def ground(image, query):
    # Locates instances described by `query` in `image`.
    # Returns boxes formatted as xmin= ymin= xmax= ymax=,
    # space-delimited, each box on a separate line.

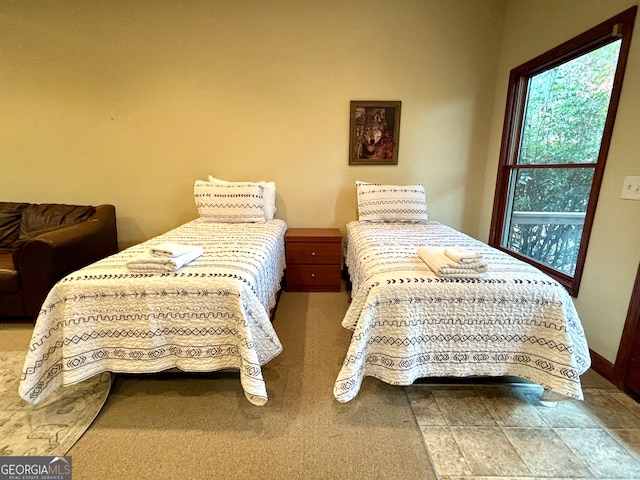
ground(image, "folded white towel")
xmin=444 ymin=246 xmax=484 ymax=264
xmin=126 ymin=246 xmax=204 ymax=272
xmin=150 ymin=242 xmax=195 ymax=258
xmin=417 ymin=246 xmax=487 ymax=278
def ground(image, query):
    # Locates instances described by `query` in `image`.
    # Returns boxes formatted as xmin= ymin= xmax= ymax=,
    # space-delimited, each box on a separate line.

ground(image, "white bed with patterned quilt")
xmin=333 ymin=182 xmax=591 ymax=403
xmin=20 ymin=179 xmax=287 ymax=406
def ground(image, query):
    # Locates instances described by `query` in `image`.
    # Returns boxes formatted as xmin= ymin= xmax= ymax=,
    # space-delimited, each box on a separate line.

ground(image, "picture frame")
xmin=349 ymin=100 xmax=401 ymax=165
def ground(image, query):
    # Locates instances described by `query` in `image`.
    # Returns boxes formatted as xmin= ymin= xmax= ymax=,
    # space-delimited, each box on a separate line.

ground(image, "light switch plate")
xmin=621 ymin=176 xmax=640 ymax=200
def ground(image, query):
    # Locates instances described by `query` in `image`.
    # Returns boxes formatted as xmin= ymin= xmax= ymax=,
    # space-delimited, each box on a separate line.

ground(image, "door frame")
xmin=613 ymin=262 xmax=640 ymax=389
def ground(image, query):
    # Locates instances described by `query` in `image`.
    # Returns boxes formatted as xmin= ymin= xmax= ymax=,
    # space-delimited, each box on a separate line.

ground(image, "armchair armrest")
xmin=17 ymin=205 xmax=118 ymax=317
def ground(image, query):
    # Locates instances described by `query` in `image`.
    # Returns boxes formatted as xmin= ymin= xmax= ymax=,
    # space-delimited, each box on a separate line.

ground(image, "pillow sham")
xmin=208 ymin=175 xmax=276 ymax=221
xmin=194 ymin=180 xmax=266 ymax=223
xmin=356 ymin=182 xmax=428 ymax=223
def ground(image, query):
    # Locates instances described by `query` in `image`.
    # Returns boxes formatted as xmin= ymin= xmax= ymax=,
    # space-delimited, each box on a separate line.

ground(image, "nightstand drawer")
xmin=285 ymin=243 xmax=341 ymax=265
xmin=284 ymin=228 xmax=342 ymax=292
xmin=285 ymin=265 xmax=341 ymax=291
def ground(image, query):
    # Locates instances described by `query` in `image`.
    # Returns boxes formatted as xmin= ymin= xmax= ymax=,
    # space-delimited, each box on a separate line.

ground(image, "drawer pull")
xmin=311 ymin=273 xmax=315 ymax=277
xmin=311 ymin=251 xmax=316 ymax=256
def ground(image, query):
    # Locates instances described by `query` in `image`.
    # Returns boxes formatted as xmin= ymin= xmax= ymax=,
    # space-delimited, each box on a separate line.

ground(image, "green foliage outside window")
xmin=505 ymin=41 xmax=621 ymax=275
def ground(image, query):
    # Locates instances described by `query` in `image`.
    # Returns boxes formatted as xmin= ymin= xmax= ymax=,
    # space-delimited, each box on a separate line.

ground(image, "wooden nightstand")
xmin=285 ymin=228 xmax=342 ymax=292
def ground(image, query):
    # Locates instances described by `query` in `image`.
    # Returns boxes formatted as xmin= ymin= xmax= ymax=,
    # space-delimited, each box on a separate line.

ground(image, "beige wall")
xmin=3 ymin=1 xmax=638 ymax=364
xmin=0 ymin=0 xmax=504 ymax=247
xmin=480 ymin=0 xmax=640 ymax=363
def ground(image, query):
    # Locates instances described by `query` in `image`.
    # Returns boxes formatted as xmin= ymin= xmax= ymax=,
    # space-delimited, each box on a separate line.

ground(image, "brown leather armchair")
xmin=0 ymin=203 xmax=118 ymax=320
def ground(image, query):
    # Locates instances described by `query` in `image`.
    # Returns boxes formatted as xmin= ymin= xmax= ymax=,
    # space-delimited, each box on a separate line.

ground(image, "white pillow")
xmin=356 ymin=182 xmax=428 ymax=223
xmin=208 ymin=175 xmax=276 ymax=221
xmin=194 ymin=180 xmax=266 ymax=223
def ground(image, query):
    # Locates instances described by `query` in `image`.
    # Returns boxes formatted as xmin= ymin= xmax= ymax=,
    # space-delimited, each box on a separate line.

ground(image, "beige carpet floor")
xmin=5 ymin=286 xmax=638 ymax=479
xmin=0 ymin=351 xmax=111 ymax=457
xmin=0 ymin=289 xmax=437 ymax=479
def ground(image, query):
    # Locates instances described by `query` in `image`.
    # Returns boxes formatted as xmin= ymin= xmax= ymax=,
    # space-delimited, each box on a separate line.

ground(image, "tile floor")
xmin=406 ymin=371 xmax=640 ymax=479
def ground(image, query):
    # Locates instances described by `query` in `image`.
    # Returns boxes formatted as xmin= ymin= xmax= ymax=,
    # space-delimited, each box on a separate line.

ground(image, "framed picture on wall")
xmin=349 ymin=100 xmax=401 ymax=165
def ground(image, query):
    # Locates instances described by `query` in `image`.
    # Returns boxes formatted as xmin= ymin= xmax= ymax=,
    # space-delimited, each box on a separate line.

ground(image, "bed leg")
xmin=539 ymin=388 xmax=565 ymax=407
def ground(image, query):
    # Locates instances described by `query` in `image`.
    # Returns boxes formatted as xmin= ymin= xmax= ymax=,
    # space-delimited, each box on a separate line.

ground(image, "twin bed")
xmin=333 ymin=220 xmax=591 ymax=403
xmin=20 ymin=181 xmax=591 ymax=407
xmin=20 ymin=179 xmax=286 ymax=406
xmin=333 ymin=183 xmax=590 ymax=403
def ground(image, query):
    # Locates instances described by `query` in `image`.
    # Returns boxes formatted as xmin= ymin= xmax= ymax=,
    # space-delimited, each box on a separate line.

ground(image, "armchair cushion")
xmin=0 ymin=249 xmax=19 ymax=293
xmin=19 ymin=204 xmax=95 ymax=236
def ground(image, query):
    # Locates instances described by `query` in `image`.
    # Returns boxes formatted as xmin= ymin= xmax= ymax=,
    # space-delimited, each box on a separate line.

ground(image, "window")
xmin=489 ymin=7 xmax=636 ymax=297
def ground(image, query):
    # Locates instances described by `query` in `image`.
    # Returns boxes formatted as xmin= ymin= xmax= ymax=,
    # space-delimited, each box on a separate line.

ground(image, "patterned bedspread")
xmin=334 ymin=221 xmax=591 ymax=403
xmin=20 ymin=219 xmax=287 ymax=406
